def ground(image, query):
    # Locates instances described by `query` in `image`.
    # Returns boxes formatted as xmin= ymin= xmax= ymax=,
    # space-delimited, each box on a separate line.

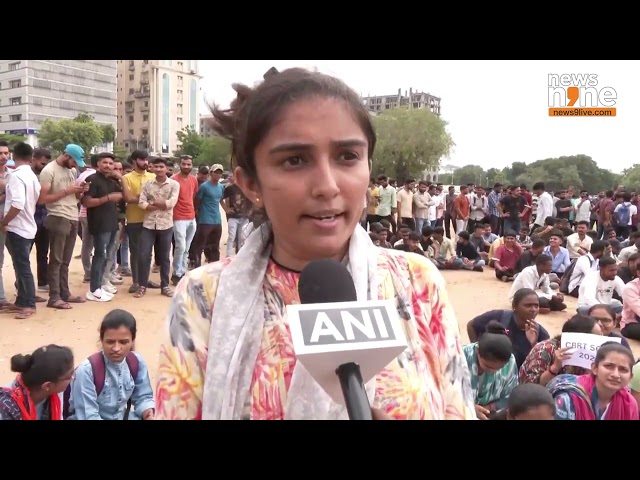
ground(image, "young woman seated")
xmin=506 ymin=383 xmax=555 ymax=420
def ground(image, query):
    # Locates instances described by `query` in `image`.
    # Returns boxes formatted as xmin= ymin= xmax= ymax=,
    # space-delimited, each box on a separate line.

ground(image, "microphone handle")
xmin=335 ymin=362 xmax=373 ymax=420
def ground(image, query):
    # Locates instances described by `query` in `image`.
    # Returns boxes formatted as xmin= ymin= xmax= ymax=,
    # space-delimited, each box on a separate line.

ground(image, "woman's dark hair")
xmin=562 ymin=314 xmax=598 ymax=334
xmin=478 ymin=320 xmax=513 ymax=363
xmin=10 ymin=345 xmax=74 ymax=389
xmin=507 ymin=383 xmax=555 ymax=417
xmin=511 ymin=288 xmax=538 ymax=309
xmin=595 ymin=342 xmax=635 ymax=368
xmin=587 ymin=304 xmax=616 ymax=320
xmin=100 ymin=309 xmax=137 ymax=341
xmin=208 ymin=67 xmax=376 ymax=181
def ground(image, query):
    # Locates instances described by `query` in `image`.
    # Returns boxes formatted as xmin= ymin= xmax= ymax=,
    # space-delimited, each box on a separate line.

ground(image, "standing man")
xmin=30 ymin=148 xmax=51 ymax=293
xmin=0 ymin=140 xmax=10 ymax=308
xmin=170 ymin=155 xmax=198 ymax=285
xmin=122 ymin=150 xmax=156 ymax=294
xmin=192 ymin=164 xmax=225 ymax=266
xmin=38 ymin=144 xmax=87 ymax=310
xmin=221 ymin=173 xmax=251 ymax=257
xmin=1 ymin=142 xmax=41 ymax=319
xmin=76 ymin=155 xmax=97 ymax=283
xmin=397 ymin=178 xmax=416 ymax=231
xmin=83 ymin=153 xmax=121 ymax=302
xmin=136 ymin=158 xmax=179 ymax=298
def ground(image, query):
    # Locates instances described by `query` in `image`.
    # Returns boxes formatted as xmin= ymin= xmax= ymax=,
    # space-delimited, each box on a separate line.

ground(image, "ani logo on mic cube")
xmin=287 ymin=300 xmax=408 ymax=404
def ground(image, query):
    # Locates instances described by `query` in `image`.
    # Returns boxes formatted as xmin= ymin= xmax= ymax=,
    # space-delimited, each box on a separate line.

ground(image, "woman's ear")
xmin=234 ymin=166 xmax=260 ymax=206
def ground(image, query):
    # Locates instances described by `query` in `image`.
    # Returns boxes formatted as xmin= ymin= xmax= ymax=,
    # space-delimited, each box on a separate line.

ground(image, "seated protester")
xmin=607 ymin=239 xmax=622 ymax=265
xmin=394 ymin=232 xmax=425 ymax=256
xmin=419 ymin=224 xmax=434 ymax=252
xmin=621 ymin=262 xmax=640 ymax=341
xmin=464 ymin=321 xmax=518 ymax=420
xmin=602 ymin=227 xmax=618 ymax=243
xmin=67 ymin=309 xmax=155 ymax=420
xmin=470 ymin=224 xmax=489 ymax=262
xmin=466 ymin=288 xmax=550 ymax=369
xmin=542 ymin=231 xmax=571 ymax=279
xmin=617 ymin=231 xmax=640 ymax=266
xmin=430 ymin=226 xmax=462 ymax=270
xmin=515 ymin=238 xmax=546 ymax=274
xmin=617 ymin=252 xmax=639 ymax=284
xmin=481 ymin=223 xmax=498 ymax=251
xmin=493 ymin=230 xmax=522 ymax=282
xmin=516 ymin=226 xmax=532 ymax=250
xmin=487 ymin=235 xmax=504 ymax=267
xmin=455 ymin=231 xmax=485 ymax=272
xmin=531 ymin=216 xmax=558 ymax=244
xmin=588 ymin=304 xmax=632 ymax=350
xmin=377 ymin=228 xmax=393 ymax=249
xmin=510 ymin=255 xmax=567 ymax=313
xmin=392 ymin=226 xmax=412 ymax=248
xmin=628 ymin=362 xmax=640 ymax=412
xmin=576 ymin=257 xmax=625 ymax=316
xmin=557 ymin=218 xmax=575 ymax=242
xmin=369 ymin=232 xmax=382 ymax=247
xmin=564 ymin=239 xmax=606 ymax=298
xmin=519 ymin=315 xmax=602 ymax=386
xmin=0 ymin=345 xmax=74 ymax=420
xmin=548 ymin=343 xmax=638 ymax=420
xmin=566 ymin=220 xmax=593 ymax=259
xmin=368 ymin=221 xmax=384 ymax=235
xmin=506 ymin=383 xmax=556 ymax=420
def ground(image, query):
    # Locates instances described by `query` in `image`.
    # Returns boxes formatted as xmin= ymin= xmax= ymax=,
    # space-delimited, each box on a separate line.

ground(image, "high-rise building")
xmin=0 ymin=60 xmax=117 ymax=146
xmin=116 ymin=60 xmax=202 ymax=156
xmin=362 ymin=88 xmax=441 ymax=116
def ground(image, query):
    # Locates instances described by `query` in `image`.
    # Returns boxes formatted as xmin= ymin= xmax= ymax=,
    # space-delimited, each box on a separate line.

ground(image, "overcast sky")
xmin=198 ymin=60 xmax=638 ymax=173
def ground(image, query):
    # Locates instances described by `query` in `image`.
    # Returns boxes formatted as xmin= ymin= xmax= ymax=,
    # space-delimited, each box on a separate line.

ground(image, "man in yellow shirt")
xmin=122 ymin=150 xmax=156 ymax=294
xmin=365 ymin=177 xmax=379 ymax=230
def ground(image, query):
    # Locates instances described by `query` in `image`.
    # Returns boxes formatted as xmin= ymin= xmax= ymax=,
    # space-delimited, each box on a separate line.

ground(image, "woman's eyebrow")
xmin=268 ymin=139 xmax=367 ymax=154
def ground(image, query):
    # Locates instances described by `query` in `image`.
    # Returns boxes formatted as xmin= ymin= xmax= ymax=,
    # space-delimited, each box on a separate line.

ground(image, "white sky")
xmin=198 ymin=60 xmax=639 ymax=173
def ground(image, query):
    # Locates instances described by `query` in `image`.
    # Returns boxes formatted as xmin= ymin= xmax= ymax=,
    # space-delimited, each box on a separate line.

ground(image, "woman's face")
xmin=46 ymin=367 xmax=74 ymax=395
xmin=589 ymin=307 xmax=612 ymax=335
xmin=515 ymin=293 xmax=539 ymax=320
xmin=592 ymin=352 xmax=632 ymax=393
xmin=478 ymin=355 xmax=507 ymax=374
xmin=101 ymin=326 xmax=134 ymax=363
xmin=244 ymin=97 xmax=370 ymax=269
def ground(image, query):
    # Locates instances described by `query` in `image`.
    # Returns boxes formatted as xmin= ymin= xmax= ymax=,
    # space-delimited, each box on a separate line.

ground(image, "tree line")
xmin=0 ymin=109 xmax=635 ymax=194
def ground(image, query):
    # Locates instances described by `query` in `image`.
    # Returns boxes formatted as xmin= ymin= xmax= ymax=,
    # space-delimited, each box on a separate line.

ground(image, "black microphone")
xmin=298 ymin=259 xmax=372 ymax=420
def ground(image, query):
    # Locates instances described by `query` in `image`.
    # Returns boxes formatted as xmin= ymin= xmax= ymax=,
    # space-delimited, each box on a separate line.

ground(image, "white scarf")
xmin=201 ymin=222 xmax=379 ymax=420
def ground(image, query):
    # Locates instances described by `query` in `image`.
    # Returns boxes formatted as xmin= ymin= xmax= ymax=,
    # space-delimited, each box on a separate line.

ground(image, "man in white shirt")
xmin=614 ymin=193 xmax=637 ymax=240
xmin=566 ymin=240 xmax=606 ymax=297
xmin=532 ymin=182 xmax=553 ymax=234
xmin=617 ymin=231 xmax=640 ymax=266
xmin=509 ymin=254 xmax=567 ymax=312
xmin=0 ymin=142 xmax=41 ymax=319
xmin=577 ymin=256 xmax=625 ymax=315
xmin=574 ymin=190 xmax=592 ymax=223
xmin=468 ymin=185 xmax=488 ymax=233
xmin=566 ymin=221 xmax=594 ymax=259
xmin=413 ymin=181 xmax=435 ymax=234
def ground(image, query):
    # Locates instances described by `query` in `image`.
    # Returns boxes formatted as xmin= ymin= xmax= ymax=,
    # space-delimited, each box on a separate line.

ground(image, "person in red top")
xmin=170 ymin=156 xmax=199 ymax=285
xmin=519 ymin=183 xmax=533 ymax=225
xmin=493 ymin=229 xmax=522 ymax=282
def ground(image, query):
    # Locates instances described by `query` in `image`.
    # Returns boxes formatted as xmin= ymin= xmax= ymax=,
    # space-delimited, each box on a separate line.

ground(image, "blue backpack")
xmin=615 ymin=203 xmax=631 ymax=226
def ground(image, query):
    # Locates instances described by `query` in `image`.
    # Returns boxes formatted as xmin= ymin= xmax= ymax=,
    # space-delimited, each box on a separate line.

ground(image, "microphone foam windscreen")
xmin=298 ymin=259 xmax=357 ymax=305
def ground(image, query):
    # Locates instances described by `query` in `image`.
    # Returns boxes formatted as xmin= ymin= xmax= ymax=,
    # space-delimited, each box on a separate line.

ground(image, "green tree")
xmin=198 ymin=136 xmax=231 ymax=168
xmin=0 ymin=133 xmax=26 ymax=146
xmin=372 ymin=108 xmax=454 ymax=182
xmin=37 ymin=117 xmax=104 ymax=156
xmin=101 ymin=124 xmax=116 ymax=144
xmin=174 ymin=126 xmax=203 ymax=158
xmin=452 ymin=164 xmax=485 ymax=185
xmin=113 ymin=144 xmax=129 ymax=160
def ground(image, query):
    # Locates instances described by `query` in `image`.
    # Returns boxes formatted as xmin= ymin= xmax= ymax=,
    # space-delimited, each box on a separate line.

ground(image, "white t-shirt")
xmin=577 ymin=270 xmax=626 ymax=308
xmin=614 ymin=202 xmax=637 ymax=226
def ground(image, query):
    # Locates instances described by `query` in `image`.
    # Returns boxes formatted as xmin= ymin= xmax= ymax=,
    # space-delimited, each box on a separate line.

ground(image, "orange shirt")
xmin=453 ymin=194 xmax=470 ymax=219
xmin=171 ymin=173 xmax=198 ymax=221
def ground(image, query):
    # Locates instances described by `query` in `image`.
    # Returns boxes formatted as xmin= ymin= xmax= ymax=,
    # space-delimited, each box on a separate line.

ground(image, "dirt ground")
xmin=1 ymin=217 xmax=638 ymax=386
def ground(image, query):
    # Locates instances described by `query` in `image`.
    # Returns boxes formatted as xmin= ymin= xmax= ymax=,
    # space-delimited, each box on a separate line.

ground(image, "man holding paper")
xmin=577 ymin=257 xmax=625 ymax=316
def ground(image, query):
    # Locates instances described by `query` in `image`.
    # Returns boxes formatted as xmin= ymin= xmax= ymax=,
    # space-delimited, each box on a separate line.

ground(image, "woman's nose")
xmin=310 ymin=161 xmax=340 ymax=199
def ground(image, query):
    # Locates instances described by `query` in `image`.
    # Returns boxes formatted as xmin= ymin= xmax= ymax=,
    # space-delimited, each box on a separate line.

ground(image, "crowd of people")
xmin=1 ymin=66 xmax=639 ymax=420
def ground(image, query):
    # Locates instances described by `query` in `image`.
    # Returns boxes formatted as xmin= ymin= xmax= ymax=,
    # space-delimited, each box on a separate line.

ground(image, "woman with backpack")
xmin=0 ymin=345 xmax=74 ymax=420
xmin=66 ymin=309 xmax=155 ymax=420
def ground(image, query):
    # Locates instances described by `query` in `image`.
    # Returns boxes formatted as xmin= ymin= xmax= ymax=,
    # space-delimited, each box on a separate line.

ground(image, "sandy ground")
xmin=1 ymin=217 xmax=638 ymax=386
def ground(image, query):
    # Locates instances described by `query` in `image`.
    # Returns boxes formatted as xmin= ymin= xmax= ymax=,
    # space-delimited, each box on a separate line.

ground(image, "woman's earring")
xmin=256 ymin=197 xmax=260 ymax=203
